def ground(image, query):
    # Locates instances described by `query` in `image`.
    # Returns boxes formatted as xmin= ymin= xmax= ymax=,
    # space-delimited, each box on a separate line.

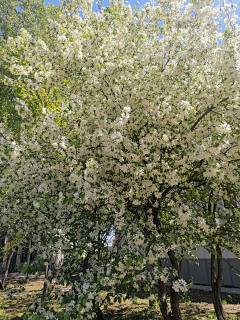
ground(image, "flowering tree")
xmin=1 ymin=0 xmax=240 ymax=319
xmin=0 ymin=0 xmax=63 ymax=292
xmin=0 ymin=0 xmax=62 ymax=136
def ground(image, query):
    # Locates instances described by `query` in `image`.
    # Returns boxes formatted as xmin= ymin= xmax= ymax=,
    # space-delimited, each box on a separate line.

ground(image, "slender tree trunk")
xmin=168 ymin=249 xmax=182 ymax=320
xmin=157 ymin=279 xmax=173 ymax=320
xmin=0 ymin=251 xmax=13 ymax=290
xmin=43 ymin=264 xmax=48 ymax=300
xmin=211 ymin=245 xmax=226 ymax=320
xmin=169 ymin=286 xmax=182 ymax=320
xmin=96 ymin=307 xmax=105 ymax=320
xmin=92 ymin=296 xmax=105 ymax=320
xmin=27 ymin=236 xmax=32 ymax=266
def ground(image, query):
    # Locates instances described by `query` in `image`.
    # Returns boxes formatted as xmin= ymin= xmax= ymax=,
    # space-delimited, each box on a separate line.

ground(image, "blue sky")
xmin=45 ymin=0 xmax=240 ymax=14
xmin=45 ymin=0 xmax=240 ymax=31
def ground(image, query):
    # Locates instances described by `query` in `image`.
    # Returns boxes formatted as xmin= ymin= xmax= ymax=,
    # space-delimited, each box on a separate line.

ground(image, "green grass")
xmin=0 ymin=295 xmax=34 ymax=320
xmin=0 ymin=288 xmax=239 ymax=320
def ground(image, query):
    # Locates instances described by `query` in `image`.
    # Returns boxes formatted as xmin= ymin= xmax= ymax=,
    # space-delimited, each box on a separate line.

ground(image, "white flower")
xmin=172 ymin=279 xmax=188 ymax=292
xmin=162 ymin=134 xmax=169 ymax=142
xmin=11 ymin=150 xmax=20 ymax=159
xmin=217 ymin=122 xmax=231 ymax=134
xmin=33 ymin=201 xmax=40 ymax=209
xmin=148 ymin=294 xmax=156 ymax=301
xmin=60 ymin=141 xmax=67 ymax=149
xmin=121 ymin=164 xmax=128 ymax=173
xmin=38 ymin=182 xmax=47 ymax=193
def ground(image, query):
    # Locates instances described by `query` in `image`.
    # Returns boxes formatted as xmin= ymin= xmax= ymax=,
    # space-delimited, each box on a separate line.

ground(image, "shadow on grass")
xmin=0 ymin=295 xmax=35 ymax=320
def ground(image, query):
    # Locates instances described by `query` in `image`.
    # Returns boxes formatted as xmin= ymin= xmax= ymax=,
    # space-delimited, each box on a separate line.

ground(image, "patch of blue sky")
xmin=45 ymin=0 xmax=240 ymax=36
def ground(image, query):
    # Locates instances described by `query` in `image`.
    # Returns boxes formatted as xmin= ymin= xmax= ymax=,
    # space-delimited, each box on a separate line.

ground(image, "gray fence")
xmin=162 ymin=247 xmax=240 ymax=288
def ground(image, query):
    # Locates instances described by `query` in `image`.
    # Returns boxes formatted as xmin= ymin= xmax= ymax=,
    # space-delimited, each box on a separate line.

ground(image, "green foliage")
xmin=0 ymin=0 xmax=62 ymax=42
xmin=0 ymin=0 xmax=62 ymax=139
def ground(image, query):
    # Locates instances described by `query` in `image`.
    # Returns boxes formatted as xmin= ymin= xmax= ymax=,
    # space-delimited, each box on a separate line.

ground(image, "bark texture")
xmin=157 ymin=279 xmax=173 ymax=320
xmin=169 ymin=286 xmax=182 ymax=320
xmin=0 ymin=251 xmax=13 ymax=290
xmin=168 ymin=249 xmax=182 ymax=320
xmin=42 ymin=264 xmax=48 ymax=300
xmin=96 ymin=307 xmax=105 ymax=320
xmin=211 ymin=245 xmax=226 ymax=320
xmin=27 ymin=236 xmax=32 ymax=266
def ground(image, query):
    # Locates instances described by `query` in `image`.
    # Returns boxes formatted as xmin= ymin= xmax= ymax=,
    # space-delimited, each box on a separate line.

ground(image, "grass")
xmin=0 ymin=295 xmax=34 ymax=320
xmin=0 ymin=282 xmax=240 ymax=319
xmin=104 ymin=297 xmax=240 ymax=320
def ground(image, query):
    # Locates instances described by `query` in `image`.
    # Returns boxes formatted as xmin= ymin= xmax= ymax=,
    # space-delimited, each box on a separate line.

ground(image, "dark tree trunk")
xmin=92 ymin=296 xmax=105 ymax=320
xmin=42 ymin=264 xmax=48 ymax=300
xmin=211 ymin=245 xmax=226 ymax=320
xmin=27 ymin=236 xmax=32 ymax=266
xmin=96 ymin=307 xmax=105 ymax=320
xmin=170 ymin=286 xmax=182 ymax=320
xmin=0 ymin=251 xmax=13 ymax=290
xmin=168 ymin=249 xmax=182 ymax=320
xmin=157 ymin=279 xmax=173 ymax=320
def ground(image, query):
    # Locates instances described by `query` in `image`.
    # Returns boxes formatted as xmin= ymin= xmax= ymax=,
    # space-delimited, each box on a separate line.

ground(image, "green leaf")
xmin=21 ymin=265 xmax=28 ymax=274
xmin=144 ymin=285 xmax=148 ymax=292
xmin=79 ymin=193 xmax=84 ymax=200
xmin=82 ymin=298 xmax=87 ymax=306
xmin=118 ymin=297 xmax=121 ymax=304
xmin=126 ymin=258 xmax=132 ymax=267
xmin=23 ymin=314 xmax=28 ymax=320
xmin=57 ymin=311 xmax=64 ymax=319
xmin=64 ymin=315 xmax=70 ymax=320
xmin=139 ymin=256 xmax=144 ymax=264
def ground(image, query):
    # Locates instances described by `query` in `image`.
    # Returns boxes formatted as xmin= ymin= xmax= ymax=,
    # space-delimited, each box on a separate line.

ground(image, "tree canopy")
xmin=0 ymin=0 xmax=240 ymax=319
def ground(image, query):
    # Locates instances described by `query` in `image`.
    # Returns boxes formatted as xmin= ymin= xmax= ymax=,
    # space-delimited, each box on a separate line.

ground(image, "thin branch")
xmin=190 ymin=98 xmax=229 ymax=131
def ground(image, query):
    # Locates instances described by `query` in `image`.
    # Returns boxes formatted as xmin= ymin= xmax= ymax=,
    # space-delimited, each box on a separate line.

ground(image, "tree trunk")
xmin=157 ymin=279 xmax=173 ymax=320
xmin=0 ymin=251 xmax=13 ymax=290
xmin=169 ymin=286 xmax=182 ymax=320
xmin=168 ymin=249 xmax=182 ymax=320
xmin=42 ymin=264 xmax=48 ymax=300
xmin=27 ymin=236 xmax=32 ymax=266
xmin=211 ymin=245 xmax=226 ymax=320
xmin=96 ymin=307 xmax=105 ymax=320
xmin=92 ymin=296 xmax=105 ymax=320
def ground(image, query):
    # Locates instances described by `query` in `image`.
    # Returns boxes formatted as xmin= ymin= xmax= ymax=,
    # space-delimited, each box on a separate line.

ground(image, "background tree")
xmin=0 ymin=0 xmax=62 ymax=137
xmin=0 ymin=0 xmax=63 ymax=291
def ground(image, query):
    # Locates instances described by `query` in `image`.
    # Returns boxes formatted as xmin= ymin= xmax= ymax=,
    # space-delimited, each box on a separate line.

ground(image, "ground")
xmin=0 ymin=280 xmax=239 ymax=319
